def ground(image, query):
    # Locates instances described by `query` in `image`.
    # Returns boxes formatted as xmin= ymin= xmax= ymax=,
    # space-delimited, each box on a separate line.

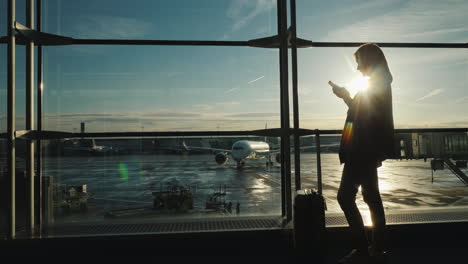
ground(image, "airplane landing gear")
xmin=266 ymin=156 xmax=274 ymax=167
xmin=236 ymin=161 xmax=245 ymax=169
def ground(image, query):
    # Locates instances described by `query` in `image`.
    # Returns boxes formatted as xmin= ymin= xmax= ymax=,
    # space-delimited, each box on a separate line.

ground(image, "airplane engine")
xmin=215 ymin=153 xmax=228 ymax=165
xmin=275 ymin=153 xmax=281 ymax=163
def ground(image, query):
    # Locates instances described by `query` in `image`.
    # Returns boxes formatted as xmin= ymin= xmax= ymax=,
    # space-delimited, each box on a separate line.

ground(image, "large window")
xmin=1 ymin=0 xmax=467 ymax=238
xmin=43 ymin=46 xmax=280 ymax=132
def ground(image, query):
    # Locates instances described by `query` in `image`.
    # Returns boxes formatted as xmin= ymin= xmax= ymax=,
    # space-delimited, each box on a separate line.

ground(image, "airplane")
xmin=182 ymin=139 xmax=340 ymax=169
xmin=183 ymin=140 xmax=279 ymax=169
xmin=63 ymin=138 xmax=114 ymax=155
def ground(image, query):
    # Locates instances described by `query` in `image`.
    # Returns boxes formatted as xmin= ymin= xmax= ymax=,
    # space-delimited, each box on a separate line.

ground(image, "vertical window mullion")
xmin=26 ymin=0 xmax=36 ymax=235
xmin=7 ymin=0 xmax=16 ymax=240
xmin=35 ymin=0 xmax=43 ymax=233
xmin=277 ymin=0 xmax=292 ymax=221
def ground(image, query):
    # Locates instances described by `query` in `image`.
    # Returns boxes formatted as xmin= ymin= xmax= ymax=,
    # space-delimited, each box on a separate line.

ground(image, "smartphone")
xmin=328 ymin=81 xmax=339 ymax=89
xmin=328 ymin=81 xmax=341 ymax=93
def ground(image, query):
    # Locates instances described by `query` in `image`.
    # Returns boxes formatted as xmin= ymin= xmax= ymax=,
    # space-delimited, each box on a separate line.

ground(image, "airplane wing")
xmin=182 ymin=141 xmax=232 ymax=154
xmin=254 ymin=149 xmax=280 ymax=156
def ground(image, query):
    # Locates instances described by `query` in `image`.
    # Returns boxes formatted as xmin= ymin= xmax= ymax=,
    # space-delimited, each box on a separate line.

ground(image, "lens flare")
xmin=119 ymin=163 xmax=129 ymax=181
xmin=347 ymin=76 xmax=369 ymax=96
xmin=343 ymin=121 xmax=353 ymax=145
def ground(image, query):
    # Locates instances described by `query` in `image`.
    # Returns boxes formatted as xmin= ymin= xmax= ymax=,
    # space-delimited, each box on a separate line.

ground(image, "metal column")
xmin=26 ymin=0 xmax=36 ymax=234
xmin=35 ymin=0 xmax=43 ymax=232
xmin=7 ymin=0 xmax=16 ymax=239
xmin=290 ymin=0 xmax=301 ymax=191
xmin=277 ymin=0 xmax=292 ymax=221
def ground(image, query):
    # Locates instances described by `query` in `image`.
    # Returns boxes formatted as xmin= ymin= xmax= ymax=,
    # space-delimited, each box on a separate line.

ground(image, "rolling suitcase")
xmin=293 ymin=188 xmax=326 ymax=252
xmin=293 ymin=132 xmax=327 ymax=258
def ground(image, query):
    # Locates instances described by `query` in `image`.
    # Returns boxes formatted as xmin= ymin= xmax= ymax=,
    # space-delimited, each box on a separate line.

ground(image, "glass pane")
xmin=298 ymin=133 xmax=468 ymax=227
xmin=0 ymin=45 xmax=5 ymax=134
xmin=43 ymin=46 xmax=280 ymax=132
xmin=297 ymin=47 xmax=468 ymax=226
xmin=0 ymin=51 xmax=30 ymax=131
xmin=297 ymin=0 xmax=468 ymax=43
xmin=41 ymin=136 xmax=282 ymax=235
xmin=0 ymin=0 xmax=6 ymax=36
xmin=0 ymin=0 xmax=28 ymax=32
xmin=0 ymin=142 xmax=32 ymax=235
xmin=42 ymin=0 xmax=277 ymax=41
xmin=0 ymin=0 xmax=7 ymax=237
xmin=0 ymin=9 xmax=31 ymax=133
xmin=297 ymin=48 xmax=468 ymax=130
xmin=0 ymin=139 xmax=6 ymax=235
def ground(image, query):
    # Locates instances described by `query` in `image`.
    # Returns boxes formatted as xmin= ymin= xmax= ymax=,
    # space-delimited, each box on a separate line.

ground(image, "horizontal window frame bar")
xmin=12 ymin=128 xmax=284 ymax=140
xmin=2 ymin=27 xmax=467 ymax=48
xmin=6 ymin=127 xmax=467 ymax=140
xmin=300 ymin=40 xmax=468 ymax=49
xmin=73 ymin=39 xmax=250 ymax=47
xmin=2 ymin=38 xmax=465 ymax=49
xmin=306 ymin=128 xmax=468 ymax=136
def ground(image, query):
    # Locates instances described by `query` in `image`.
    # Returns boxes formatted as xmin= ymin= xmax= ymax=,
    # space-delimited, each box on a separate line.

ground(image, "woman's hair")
xmin=354 ymin=43 xmax=392 ymax=80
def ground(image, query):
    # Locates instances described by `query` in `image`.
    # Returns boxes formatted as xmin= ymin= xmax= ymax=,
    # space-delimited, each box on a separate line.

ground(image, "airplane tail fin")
xmin=182 ymin=140 xmax=190 ymax=151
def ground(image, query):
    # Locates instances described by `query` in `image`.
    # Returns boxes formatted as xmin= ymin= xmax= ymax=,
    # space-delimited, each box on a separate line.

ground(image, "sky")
xmin=0 ymin=0 xmax=467 ymax=132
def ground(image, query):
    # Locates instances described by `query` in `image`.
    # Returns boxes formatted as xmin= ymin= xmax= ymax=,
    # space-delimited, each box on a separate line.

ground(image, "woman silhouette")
xmin=329 ymin=43 xmax=394 ymax=263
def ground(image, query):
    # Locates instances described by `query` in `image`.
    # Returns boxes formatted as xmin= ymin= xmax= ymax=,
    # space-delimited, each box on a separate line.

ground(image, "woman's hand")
xmin=328 ymin=81 xmax=350 ymax=99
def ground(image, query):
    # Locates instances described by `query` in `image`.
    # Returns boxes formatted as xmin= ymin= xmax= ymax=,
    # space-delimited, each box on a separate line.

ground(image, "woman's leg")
xmin=361 ymin=165 xmax=386 ymax=252
xmin=337 ymin=163 xmax=368 ymax=252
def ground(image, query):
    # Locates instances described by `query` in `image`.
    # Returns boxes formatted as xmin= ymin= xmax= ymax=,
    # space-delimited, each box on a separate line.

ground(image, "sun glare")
xmin=347 ymin=76 xmax=369 ymax=96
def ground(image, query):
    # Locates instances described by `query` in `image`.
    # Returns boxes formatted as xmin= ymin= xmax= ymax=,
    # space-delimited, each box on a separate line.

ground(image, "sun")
xmin=347 ymin=76 xmax=369 ymax=96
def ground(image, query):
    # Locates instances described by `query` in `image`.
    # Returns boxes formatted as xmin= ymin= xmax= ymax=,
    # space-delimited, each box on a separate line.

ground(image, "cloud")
xmin=248 ymin=75 xmax=265 ymax=84
xmin=454 ymin=96 xmax=468 ymax=104
xmin=400 ymin=27 xmax=468 ymax=40
xmin=435 ymin=120 xmax=468 ymax=128
xmin=227 ymin=0 xmax=275 ymax=30
xmin=73 ymin=15 xmax=152 ymax=39
xmin=58 ymin=113 xmax=118 ymax=118
xmin=225 ymin=112 xmax=278 ymax=118
xmin=323 ymin=0 xmax=468 ymax=43
xmin=83 ymin=118 xmax=143 ymax=124
xmin=142 ymin=112 xmax=201 ymax=118
xmin=255 ymin=98 xmax=278 ymax=103
xmin=63 ymin=72 xmax=138 ymax=81
xmin=192 ymin=101 xmax=241 ymax=111
xmin=217 ymin=102 xmax=241 ymax=106
xmin=389 ymin=48 xmax=468 ymax=67
xmin=192 ymin=104 xmax=213 ymax=111
xmin=223 ymin=0 xmax=275 ymax=39
xmin=225 ymin=87 xmax=240 ymax=94
xmin=416 ymin=89 xmax=444 ymax=102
